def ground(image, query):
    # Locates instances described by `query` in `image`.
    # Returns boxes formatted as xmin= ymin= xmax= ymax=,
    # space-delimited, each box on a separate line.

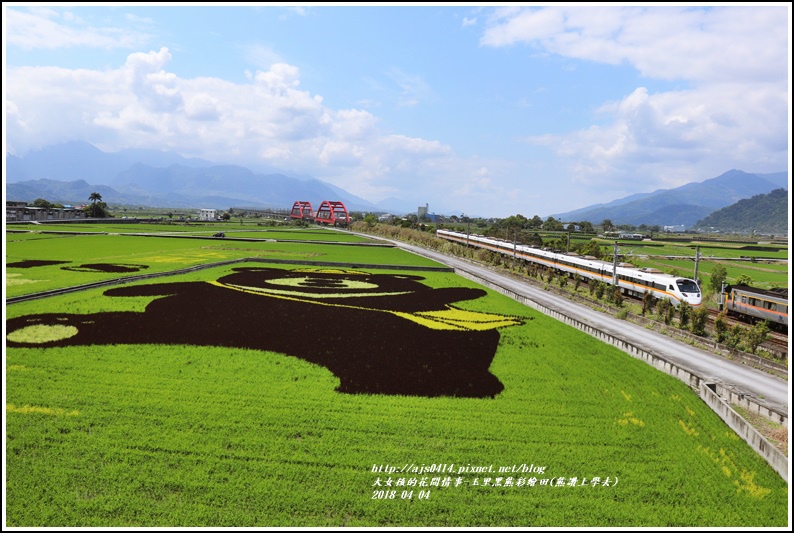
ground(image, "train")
xmin=436 ymin=229 xmax=702 ymax=308
xmin=724 ymin=284 xmax=788 ymax=332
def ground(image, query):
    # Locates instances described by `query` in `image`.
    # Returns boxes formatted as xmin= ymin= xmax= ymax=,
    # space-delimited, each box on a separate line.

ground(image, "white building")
xmin=663 ymin=225 xmax=686 ymax=233
xmin=199 ymin=209 xmax=217 ymax=221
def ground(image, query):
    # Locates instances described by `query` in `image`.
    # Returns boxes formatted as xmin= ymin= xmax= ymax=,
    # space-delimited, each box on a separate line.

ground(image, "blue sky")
xmin=3 ymin=3 xmax=791 ymax=217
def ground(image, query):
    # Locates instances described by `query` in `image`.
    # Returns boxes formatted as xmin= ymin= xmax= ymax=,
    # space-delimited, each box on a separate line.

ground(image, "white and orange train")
xmin=436 ymin=229 xmax=702 ymax=308
xmin=724 ymin=285 xmax=788 ymax=332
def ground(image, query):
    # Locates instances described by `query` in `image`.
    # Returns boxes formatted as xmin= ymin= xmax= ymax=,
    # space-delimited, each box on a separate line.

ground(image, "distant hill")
xmin=551 ymin=169 xmax=788 ymax=228
xmin=5 ymin=141 xmax=215 ymax=185
xmin=692 ymin=188 xmax=789 ymax=235
xmin=6 ymin=178 xmax=232 ymax=209
xmin=5 ymin=141 xmax=379 ymax=212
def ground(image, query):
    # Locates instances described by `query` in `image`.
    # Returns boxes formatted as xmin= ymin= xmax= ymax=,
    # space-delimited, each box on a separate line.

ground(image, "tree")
xmin=678 ymin=301 xmax=692 ymax=330
xmin=714 ymin=311 xmax=729 ymax=343
xmin=745 ymin=321 xmax=770 ymax=354
xmin=88 ymin=192 xmax=103 ymax=218
xmin=601 ymin=219 xmax=614 ymax=232
xmin=518 ymin=230 xmax=543 ymax=247
xmin=32 ymin=198 xmax=54 ymax=208
xmin=690 ymin=307 xmax=709 ymax=336
xmin=528 ymin=215 xmax=543 ymax=229
xmin=589 ymin=278 xmax=600 ymax=297
xmin=725 ymin=324 xmax=744 ymax=350
xmin=657 ymin=299 xmax=674 ymax=325
xmin=736 ymin=274 xmax=753 ymax=286
xmin=709 ymin=265 xmax=728 ymax=293
xmin=543 ymin=217 xmax=563 ymax=231
xmin=503 ymin=214 xmax=528 ymax=230
xmin=593 ymin=279 xmax=606 ymax=299
xmin=665 ymin=301 xmax=676 ymax=325
xmin=576 ymin=239 xmax=603 ymax=259
xmin=611 ymin=286 xmax=624 ymax=307
xmin=641 ymin=291 xmax=655 ymax=315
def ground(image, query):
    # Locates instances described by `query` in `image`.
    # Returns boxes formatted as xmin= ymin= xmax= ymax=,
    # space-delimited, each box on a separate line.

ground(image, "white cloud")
xmin=184 ymin=93 xmax=221 ymax=121
xmin=523 ymin=82 xmax=789 ymax=193
xmin=5 ymin=5 xmax=787 ymax=218
xmin=481 ymin=6 xmax=788 ymax=83
xmin=486 ymin=5 xmax=789 ymax=204
xmin=385 ymin=67 xmax=432 ymax=108
xmin=242 ymin=43 xmax=284 ymax=70
xmin=330 ymin=109 xmax=379 ymax=140
xmin=482 ymin=7 xmax=565 ymax=47
xmin=5 ymin=6 xmax=150 ymax=49
xmin=124 ymin=13 xmax=154 ymax=25
xmin=6 ymin=47 xmax=497 ymax=213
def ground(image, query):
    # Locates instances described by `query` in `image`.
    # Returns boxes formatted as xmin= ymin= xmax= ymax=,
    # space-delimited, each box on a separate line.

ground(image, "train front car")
xmin=672 ymin=277 xmax=702 ymax=307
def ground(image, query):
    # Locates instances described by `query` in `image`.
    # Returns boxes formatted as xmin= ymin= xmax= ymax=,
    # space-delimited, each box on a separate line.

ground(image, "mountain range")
xmin=5 ymin=141 xmax=789 ymax=229
xmin=550 ymin=169 xmax=788 ymax=228
xmin=5 ymin=141 xmax=382 ymax=213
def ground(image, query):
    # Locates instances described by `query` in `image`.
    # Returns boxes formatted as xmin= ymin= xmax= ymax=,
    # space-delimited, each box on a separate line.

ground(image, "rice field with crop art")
xmin=5 ymin=229 xmax=437 ymax=299
xmin=4 ymin=228 xmax=789 ymax=527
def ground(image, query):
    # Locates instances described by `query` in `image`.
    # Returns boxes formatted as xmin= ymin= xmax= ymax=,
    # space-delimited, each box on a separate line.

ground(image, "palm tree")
xmin=88 ymin=192 xmax=102 ymax=217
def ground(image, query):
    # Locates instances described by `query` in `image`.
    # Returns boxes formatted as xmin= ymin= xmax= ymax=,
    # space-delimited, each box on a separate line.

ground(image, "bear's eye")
xmin=265 ymin=277 xmax=379 ymax=290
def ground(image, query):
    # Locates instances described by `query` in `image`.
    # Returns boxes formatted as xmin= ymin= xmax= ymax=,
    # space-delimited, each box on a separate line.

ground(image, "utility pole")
xmin=462 ymin=213 xmax=471 ymax=248
xmin=612 ymin=241 xmax=619 ymax=286
xmin=693 ymin=246 xmax=701 ymax=282
xmin=513 ymin=228 xmax=517 ymax=260
xmin=719 ymin=280 xmax=726 ymax=312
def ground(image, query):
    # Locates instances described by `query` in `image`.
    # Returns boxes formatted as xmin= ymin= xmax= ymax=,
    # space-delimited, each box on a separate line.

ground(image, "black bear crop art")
xmin=6 ymin=267 xmax=526 ymax=398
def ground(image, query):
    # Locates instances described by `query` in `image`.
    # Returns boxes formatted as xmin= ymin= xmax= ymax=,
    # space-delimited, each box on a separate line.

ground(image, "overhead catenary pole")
xmin=719 ymin=280 xmax=726 ymax=312
xmin=464 ymin=214 xmax=470 ymax=247
xmin=612 ymin=241 xmax=619 ymax=286
xmin=513 ymin=229 xmax=517 ymax=260
xmin=694 ymin=246 xmax=701 ymax=281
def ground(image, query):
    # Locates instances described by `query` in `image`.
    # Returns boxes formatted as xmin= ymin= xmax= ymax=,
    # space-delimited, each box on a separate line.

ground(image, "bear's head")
xmin=213 ymin=267 xmax=432 ymax=302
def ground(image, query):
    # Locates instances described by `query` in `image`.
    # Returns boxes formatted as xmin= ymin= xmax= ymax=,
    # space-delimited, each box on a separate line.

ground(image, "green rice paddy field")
xmin=4 ymin=225 xmax=789 ymax=527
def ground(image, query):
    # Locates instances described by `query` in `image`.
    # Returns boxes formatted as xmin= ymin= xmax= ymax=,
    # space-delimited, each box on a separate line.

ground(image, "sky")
xmin=3 ymin=3 xmax=791 ymax=218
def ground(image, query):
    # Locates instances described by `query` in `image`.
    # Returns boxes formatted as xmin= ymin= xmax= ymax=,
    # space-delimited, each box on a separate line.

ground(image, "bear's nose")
xmin=298 ymin=278 xmax=346 ymax=288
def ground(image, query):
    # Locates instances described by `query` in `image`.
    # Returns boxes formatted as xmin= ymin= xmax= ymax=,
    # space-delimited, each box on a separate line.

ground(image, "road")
xmin=356 ymin=232 xmax=790 ymax=415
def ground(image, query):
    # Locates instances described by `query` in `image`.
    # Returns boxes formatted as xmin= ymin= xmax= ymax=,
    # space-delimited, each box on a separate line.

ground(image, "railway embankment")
xmin=453 ymin=266 xmax=788 ymax=482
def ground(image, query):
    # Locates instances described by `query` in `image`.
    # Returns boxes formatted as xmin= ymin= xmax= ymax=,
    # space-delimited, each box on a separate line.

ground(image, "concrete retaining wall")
xmin=700 ymin=383 xmax=788 ymax=481
xmin=712 ymin=384 xmax=788 ymax=426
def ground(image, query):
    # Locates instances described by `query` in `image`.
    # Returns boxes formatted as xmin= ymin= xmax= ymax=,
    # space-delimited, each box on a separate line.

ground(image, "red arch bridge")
xmin=289 ymin=200 xmax=350 ymax=226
